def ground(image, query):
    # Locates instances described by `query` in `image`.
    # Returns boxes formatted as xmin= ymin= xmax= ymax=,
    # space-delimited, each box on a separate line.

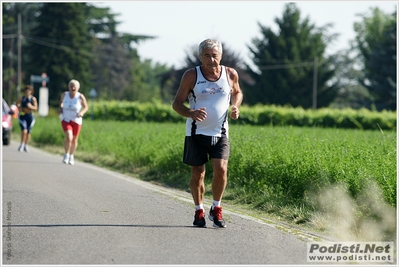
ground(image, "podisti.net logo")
xmin=307 ymin=242 xmax=394 ymax=263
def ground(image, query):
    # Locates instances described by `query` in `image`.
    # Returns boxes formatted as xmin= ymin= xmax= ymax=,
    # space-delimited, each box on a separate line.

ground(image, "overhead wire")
xmin=3 ymin=33 xmax=130 ymax=60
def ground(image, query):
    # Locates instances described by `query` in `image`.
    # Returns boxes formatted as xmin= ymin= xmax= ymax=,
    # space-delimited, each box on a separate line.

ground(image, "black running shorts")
xmin=183 ymin=134 xmax=230 ymax=166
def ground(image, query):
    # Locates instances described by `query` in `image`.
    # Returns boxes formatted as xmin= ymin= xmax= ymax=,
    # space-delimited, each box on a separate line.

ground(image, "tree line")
xmin=2 ymin=2 xmax=396 ymax=111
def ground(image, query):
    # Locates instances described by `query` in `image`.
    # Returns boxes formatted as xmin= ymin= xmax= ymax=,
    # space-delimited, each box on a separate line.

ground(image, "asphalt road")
xmin=2 ymin=141 xmax=313 ymax=265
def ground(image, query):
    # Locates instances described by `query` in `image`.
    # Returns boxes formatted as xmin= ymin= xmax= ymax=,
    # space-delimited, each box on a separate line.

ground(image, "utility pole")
xmin=312 ymin=57 xmax=318 ymax=110
xmin=8 ymin=38 xmax=14 ymax=104
xmin=17 ymin=13 xmax=22 ymax=99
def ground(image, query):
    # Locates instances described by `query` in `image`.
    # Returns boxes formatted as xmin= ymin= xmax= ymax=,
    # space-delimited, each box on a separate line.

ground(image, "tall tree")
xmin=84 ymin=3 xmax=156 ymax=100
xmin=123 ymin=58 xmax=169 ymax=102
xmin=24 ymin=3 xmax=93 ymax=105
xmin=354 ymin=7 xmax=396 ymax=111
xmin=245 ymin=3 xmax=339 ymax=108
xmin=2 ymin=2 xmax=41 ymax=103
xmin=90 ymin=37 xmax=134 ymax=100
xmin=5 ymin=2 xmax=160 ymax=104
xmin=328 ymin=50 xmax=372 ymax=109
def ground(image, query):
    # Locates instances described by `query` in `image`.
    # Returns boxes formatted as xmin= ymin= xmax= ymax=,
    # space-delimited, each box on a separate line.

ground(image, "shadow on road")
xmin=3 ymin=224 xmax=194 ymax=228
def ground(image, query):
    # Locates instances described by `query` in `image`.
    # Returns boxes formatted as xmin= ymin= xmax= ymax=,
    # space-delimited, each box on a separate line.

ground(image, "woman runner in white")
xmin=59 ymin=79 xmax=88 ymax=165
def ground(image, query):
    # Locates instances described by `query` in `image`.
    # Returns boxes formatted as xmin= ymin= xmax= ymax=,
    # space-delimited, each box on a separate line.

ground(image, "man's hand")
xmin=191 ymin=107 xmax=207 ymax=122
xmin=230 ymin=105 xmax=240 ymax=120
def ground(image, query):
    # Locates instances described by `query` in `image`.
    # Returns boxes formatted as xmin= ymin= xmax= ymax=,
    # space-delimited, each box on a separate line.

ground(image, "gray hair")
xmin=198 ymin=39 xmax=223 ymax=56
xmin=68 ymin=79 xmax=80 ymax=89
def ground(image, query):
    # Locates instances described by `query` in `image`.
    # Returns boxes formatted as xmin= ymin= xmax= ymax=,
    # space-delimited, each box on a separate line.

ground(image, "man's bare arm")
xmin=172 ymin=69 xmax=207 ymax=122
xmin=227 ymin=67 xmax=243 ymax=119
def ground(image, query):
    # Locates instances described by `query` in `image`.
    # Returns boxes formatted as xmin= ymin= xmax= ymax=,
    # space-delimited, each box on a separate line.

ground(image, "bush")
xmin=88 ymin=101 xmax=396 ymax=130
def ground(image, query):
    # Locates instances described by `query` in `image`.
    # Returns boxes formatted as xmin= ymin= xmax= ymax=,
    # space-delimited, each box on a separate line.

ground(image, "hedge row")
xmin=238 ymin=104 xmax=396 ymax=130
xmin=90 ymin=100 xmax=396 ymax=130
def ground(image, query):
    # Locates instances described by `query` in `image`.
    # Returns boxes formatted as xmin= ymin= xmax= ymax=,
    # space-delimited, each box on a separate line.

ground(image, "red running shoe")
xmin=209 ymin=206 xmax=226 ymax=228
xmin=193 ymin=209 xmax=206 ymax=227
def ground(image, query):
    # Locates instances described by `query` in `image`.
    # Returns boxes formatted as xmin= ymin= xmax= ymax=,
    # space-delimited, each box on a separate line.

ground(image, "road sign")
xmin=30 ymin=75 xmax=49 ymax=83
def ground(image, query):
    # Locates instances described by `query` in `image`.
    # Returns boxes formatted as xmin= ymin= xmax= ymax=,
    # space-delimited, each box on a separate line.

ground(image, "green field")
xmin=12 ymin=117 xmax=396 ymax=241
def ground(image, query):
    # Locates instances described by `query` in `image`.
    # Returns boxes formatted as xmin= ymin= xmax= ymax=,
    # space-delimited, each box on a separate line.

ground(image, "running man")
xmin=172 ymin=39 xmax=243 ymax=228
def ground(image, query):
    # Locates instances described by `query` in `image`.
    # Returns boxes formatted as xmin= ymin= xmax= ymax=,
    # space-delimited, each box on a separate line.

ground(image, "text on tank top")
xmin=186 ymin=65 xmax=231 ymax=137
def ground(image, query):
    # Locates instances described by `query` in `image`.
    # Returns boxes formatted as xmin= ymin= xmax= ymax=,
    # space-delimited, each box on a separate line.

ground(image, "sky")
xmin=94 ymin=1 xmax=397 ymax=69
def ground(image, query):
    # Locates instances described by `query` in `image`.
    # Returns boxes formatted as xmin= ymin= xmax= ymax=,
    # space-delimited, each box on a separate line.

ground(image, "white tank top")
xmin=186 ymin=65 xmax=231 ymax=137
xmin=62 ymin=92 xmax=83 ymax=125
